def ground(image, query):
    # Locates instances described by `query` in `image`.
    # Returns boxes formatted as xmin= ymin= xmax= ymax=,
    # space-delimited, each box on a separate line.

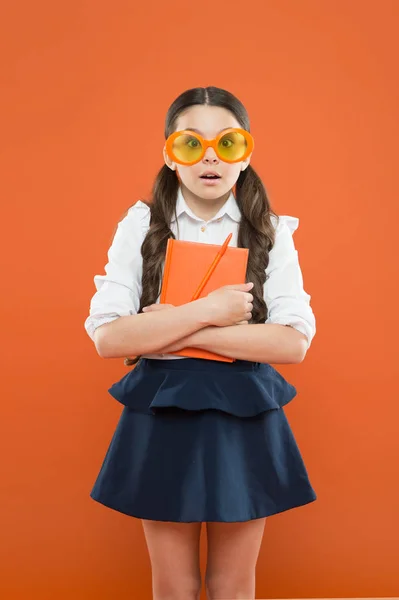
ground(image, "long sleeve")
xmin=84 ymin=201 xmax=150 ymax=341
xmin=264 ymin=215 xmax=316 ymax=348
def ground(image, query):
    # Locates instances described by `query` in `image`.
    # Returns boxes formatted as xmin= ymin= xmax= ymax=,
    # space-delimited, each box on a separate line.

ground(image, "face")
xmin=164 ymin=105 xmax=251 ymax=202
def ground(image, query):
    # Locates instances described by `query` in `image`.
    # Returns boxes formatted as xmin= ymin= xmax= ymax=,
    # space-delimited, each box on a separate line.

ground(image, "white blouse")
xmin=84 ymin=187 xmax=316 ymax=358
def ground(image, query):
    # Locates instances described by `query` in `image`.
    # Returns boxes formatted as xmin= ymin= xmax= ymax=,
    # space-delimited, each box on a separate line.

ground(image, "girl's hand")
xmin=142 ymin=294 xmax=252 ymax=327
xmin=202 ymin=283 xmax=254 ymax=327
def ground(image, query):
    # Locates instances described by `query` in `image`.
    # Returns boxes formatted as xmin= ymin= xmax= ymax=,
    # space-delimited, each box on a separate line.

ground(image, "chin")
xmin=194 ymin=182 xmax=232 ymax=199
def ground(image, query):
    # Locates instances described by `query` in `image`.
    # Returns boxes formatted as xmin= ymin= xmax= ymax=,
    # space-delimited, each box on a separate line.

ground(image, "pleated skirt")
xmin=90 ymin=357 xmax=316 ymax=522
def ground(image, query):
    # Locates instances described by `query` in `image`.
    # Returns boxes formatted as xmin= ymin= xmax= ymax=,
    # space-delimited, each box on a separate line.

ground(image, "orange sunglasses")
xmin=165 ymin=128 xmax=254 ymax=166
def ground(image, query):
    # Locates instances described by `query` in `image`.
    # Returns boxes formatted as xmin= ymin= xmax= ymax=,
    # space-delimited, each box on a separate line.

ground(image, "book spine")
xmin=159 ymin=238 xmax=174 ymax=304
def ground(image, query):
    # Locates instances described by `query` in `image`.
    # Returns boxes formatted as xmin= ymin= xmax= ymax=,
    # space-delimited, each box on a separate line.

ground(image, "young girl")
xmin=84 ymin=86 xmax=316 ymax=600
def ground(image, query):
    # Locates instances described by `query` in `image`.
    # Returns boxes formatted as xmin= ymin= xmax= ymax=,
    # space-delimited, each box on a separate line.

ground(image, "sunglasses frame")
xmin=165 ymin=127 xmax=254 ymax=166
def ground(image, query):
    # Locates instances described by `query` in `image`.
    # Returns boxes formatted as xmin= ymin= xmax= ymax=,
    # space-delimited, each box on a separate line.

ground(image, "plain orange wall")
xmin=1 ymin=1 xmax=398 ymax=598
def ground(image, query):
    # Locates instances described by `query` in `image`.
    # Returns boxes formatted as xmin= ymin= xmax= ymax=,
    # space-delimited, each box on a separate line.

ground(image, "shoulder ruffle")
xmin=271 ymin=214 xmax=299 ymax=235
xmin=125 ymin=200 xmax=151 ymax=236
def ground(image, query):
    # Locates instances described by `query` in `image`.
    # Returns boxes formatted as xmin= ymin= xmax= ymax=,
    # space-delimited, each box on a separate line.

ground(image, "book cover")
xmin=160 ymin=238 xmax=249 ymax=362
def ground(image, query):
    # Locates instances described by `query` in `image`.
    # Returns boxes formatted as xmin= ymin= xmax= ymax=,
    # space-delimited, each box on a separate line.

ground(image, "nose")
xmin=202 ymin=146 xmax=219 ymax=164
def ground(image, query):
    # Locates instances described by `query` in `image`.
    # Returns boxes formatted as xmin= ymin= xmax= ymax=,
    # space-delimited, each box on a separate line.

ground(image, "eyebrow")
xmin=184 ymin=127 xmax=233 ymax=136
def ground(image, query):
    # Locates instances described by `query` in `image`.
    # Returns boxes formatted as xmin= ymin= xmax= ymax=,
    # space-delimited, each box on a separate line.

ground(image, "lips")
xmin=200 ymin=171 xmax=221 ymax=179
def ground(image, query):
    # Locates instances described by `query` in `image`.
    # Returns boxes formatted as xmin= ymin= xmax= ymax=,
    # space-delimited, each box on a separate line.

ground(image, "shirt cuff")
xmin=84 ymin=313 xmax=120 ymax=341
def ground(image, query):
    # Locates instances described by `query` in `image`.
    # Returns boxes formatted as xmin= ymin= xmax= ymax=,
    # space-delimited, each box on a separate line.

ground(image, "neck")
xmin=180 ymin=184 xmax=231 ymax=222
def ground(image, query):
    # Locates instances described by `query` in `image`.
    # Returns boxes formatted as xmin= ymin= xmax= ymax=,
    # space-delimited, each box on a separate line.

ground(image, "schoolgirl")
xmin=84 ymin=86 xmax=316 ymax=600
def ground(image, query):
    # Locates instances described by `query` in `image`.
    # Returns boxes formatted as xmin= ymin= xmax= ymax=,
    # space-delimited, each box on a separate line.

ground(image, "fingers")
xmin=236 ymin=314 xmax=252 ymax=325
xmin=224 ymin=282 xmax=254 ymax=291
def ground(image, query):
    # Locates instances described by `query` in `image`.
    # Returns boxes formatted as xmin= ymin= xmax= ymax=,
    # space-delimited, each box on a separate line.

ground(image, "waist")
xmin=140 ymin=357 xmax=262 ymax=374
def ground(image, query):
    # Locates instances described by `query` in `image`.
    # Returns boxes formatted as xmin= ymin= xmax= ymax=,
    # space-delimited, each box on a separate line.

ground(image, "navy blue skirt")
xmin=90 ymin=358 xmax=316 ymax=522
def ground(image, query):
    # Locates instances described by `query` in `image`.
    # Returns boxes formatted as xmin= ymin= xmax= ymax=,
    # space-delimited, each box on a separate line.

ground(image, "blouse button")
xmin=200 ymin=226 xmax=206 ymax=232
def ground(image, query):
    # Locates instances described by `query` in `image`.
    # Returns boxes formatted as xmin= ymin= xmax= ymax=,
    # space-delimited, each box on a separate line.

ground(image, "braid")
xmin=236 ymin=165 xmax=277 ymax=324
xmin=124 ymin=165 xmax=179 ymax=366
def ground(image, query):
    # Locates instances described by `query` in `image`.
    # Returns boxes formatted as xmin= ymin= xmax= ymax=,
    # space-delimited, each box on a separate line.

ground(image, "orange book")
xmin=160 ymin=237 xmax=249 ymax=362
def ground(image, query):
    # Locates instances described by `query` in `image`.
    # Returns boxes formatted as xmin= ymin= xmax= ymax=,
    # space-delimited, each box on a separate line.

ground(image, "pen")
xmin=191 ymin=233 xmax=233 ymax=301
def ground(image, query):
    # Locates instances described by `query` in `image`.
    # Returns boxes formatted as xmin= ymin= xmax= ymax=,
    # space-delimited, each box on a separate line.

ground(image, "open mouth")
xmin=200 ymin=174 xmax=221 ymax=180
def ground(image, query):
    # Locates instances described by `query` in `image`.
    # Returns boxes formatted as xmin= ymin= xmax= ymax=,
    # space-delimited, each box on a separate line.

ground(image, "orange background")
xmin=1 ymin=1 xmax=398 ymax=598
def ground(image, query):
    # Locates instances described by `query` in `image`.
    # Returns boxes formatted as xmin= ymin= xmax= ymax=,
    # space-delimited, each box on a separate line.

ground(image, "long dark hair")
xmin=124 ymin=86 xmax=278 ymax=366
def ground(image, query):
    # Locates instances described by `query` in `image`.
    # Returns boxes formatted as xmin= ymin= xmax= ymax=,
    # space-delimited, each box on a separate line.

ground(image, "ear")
xmin=240 ymin=152 xmax=252 ymax=171
xmin=163 ymin=146 xmax=176 ymax=171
